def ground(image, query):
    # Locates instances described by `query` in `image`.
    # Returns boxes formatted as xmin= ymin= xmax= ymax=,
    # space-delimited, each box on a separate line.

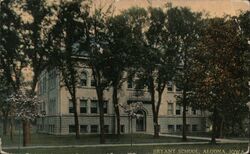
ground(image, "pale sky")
xmin=19 ymin=0 xmax=249 ymax=23
xmin=91 ymin=0 xmax=249 ymax=17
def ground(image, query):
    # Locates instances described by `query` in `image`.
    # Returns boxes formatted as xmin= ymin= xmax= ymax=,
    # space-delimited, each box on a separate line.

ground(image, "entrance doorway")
xmin=136 ymin=110 xmax=146 ymax=131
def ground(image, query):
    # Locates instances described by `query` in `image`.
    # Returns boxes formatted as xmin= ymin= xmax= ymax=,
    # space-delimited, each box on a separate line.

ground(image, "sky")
xmin=90 ymin=0 xmax=249 ymax=17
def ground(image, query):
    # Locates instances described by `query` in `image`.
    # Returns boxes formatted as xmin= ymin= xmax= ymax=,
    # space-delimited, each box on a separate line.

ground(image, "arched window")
xmin=80 ymin=72 xmax=87 ymax=86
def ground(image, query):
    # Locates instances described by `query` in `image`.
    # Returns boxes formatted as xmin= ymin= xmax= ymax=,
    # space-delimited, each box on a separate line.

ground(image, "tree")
xmin=238 ymin=11 xmax=250 ymax=80
xmin=48 ymin=0 xmax=90 ymax=139
xmin=21 ymin=0 xmax=54 ymax=93
xmin=0 ymin=0 xmax=26 ymax=141
xmin=191 ymin=17 xmax=249 ymax=143
xmin=17 ymin=0 xmax=55 ymax=145
xmin=166 ymin=6 xmax=203 ymax=141
xmin=132 ymin=6 xmax=180 ymax=138
xmin=82 ymin=5 xmax=115 ymax=143
xmin=104 ymin=10 xmax=140 ymax=136
xmin=0 ymin=0 xmax=24 ymax=91
xmin=238 ymin=11 xmax=250 ymax=39
xmin=6 ymin=88 xmax=42 ymax=146
xmin=0 ymin=76 xmax=14 ymax=136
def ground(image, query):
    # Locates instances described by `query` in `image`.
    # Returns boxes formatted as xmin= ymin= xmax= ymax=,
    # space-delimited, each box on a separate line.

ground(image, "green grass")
xmin=4 ymin=143 xmax=249 ymax=154
xmin=1 ymin=133 xmax=203 ymax=147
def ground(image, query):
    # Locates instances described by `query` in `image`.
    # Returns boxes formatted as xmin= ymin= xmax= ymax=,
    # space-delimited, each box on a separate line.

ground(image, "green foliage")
xmin=20 ymin=0 xmax=55 ymax=92
xmin=238 ymin=11 xmax=250 ymax=39
xmin=0 ymin=0 xmax=26 ymax=91
xmin=0 ymin=76 xmax=14 ymax=115
xmin=47 ymin=0 xmax=91 ymax=139
xmin=48 ymin=0 xmax=89 ymax=94
xmin=191 ymin=17 xmax=249 ymax=137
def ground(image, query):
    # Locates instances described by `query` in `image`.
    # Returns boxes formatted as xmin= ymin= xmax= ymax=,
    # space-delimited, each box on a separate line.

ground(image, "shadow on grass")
xmin=1 ymin=133 xmax=204 ymax=147
xmin=4 ymin=143 xmax=249 ymax=154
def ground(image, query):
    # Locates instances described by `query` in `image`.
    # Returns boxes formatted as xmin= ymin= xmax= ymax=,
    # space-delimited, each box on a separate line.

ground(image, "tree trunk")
xmin=10 ymin=117 xmax=14 ymax=141
xmin=113 ymin=85 xmax=120 ymax=136
xmin=3 ymin=113 xmax=8 ymax=136
xmin=155 ymin=86 xmax=165 ymax=138
xmin=211 ymin=106 xmax=217 ymax=144
xmin=97 ymin=88 xmax=105 ymax=144
xmin=182 ymin=90 xmax=187 ymax=141
xmin=153 ymin=114 xmax=159 ymax=138
xmin=23 ymin=120 xmax=31 ymax=146
xmin=231 ymin=122 xmax=235 ymax=136
xmin=149 ymin=78 xmax=159 ymax=138
xmin=219 ymin=117 xmax=224 ymax=138
xmin=72 ymin=95 xmax=80 ymax=139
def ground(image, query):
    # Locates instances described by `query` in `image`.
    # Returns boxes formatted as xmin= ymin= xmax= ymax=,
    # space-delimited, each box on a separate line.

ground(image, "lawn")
xmin=4 ymin=143 xmax=248 ymax=154
xmin=1 ymin=133 xmax=203 ymax=147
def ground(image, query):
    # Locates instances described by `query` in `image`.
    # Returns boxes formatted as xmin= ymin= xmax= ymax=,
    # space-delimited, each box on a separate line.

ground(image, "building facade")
xmin=36 ymin=67 xmax=207 ymax=135
xmin=35 ymin=0 xmax=249 ymax=135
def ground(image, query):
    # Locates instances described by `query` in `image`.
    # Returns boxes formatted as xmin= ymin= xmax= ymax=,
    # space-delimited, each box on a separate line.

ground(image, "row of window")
xmin=37 ymin=124 xmax=55 ymax=133
xmin=167 ymin=104 xmax=197 ymax=115
xmin=39 ymin=70 xmax=181 ymax=95
xmin=79 ymin=72 xmax=96 ymax=87
xmin=166 ymin=81 xmax=181 ymax=92
xmin=68 ymin=99 xmax=198 ymax=115
xmin=68 ymin=124 xmax=198 ymax=133
xmin=69 ymin=100 xmax=108 ymax=114
xmin=168 ymin=124 xmax=198 ymax=132
xmin=81 ymin=72 xmax=180 ymax=92
xmin=69 ymin=125 xmax=125 ymax=133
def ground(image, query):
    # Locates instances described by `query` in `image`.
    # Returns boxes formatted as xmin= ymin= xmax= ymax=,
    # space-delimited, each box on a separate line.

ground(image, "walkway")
xmin=159 ymin=133 xmax=249 ymax=143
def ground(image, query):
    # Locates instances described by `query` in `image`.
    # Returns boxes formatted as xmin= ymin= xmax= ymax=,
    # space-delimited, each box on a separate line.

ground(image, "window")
xmin=69 ymin=125 xmax=75 ymax=133
xmin=176 ymin=105 xmax=181 ymax=115
xmin=49 ymin=125 xmax=55 ymax=133
xmin=80 ymin=100 xmax=87 ymax=113
xmin=186 ymin=107 xmax=189 ymax=115
xmin=80 ymin=72 xmax=87 ymax=86
xmin=91 ymin=76 xmax=96 ymax=87
xmin=176 ymin=125 xmax=182 ymax=132
xmin=91 ymin=100 xmax=98 ymax=113
xmin=192 ymin=108 xmax=197 ymax=115
xmin=121 ymin=125 xmax=125 ymax=133
xmin=40 ymin=76 xmax=47 ymax=94
xmin=43 ymin=77 xmax=47 ymax=93
xmin=49 ymin=98 xmax=56 ymax=114
xmin=167 ymin=81 xmax=173 ymax=91
xmin=168 ymin=103 xmax=173 ymax=115
xmin=48 ymin=69 xmax=56 ymax=90
xmin=186 ymin=124 xmax=190 ymax=132
xmin=104 ymin=125 xmax=109 ymax=134
xmin=91 ymin=125 xmax=98 ymax=133
xmin=176 ymin=86 xmax=181 ymax=92
xmin=127 ymin=77 xmax=133 ymax=88
xmin=103 ymin=101 xmax=108 ymax=114
xmin=80 ymin=125 xmax=88 ymax=133
xmin=136 ymin=80 xmax=144 ymax=89
xmin=168 ymin=125 xmax=174 ymax=132
xmin=192 ymin=125 xmax=197 ymax=132
xmin=69 ymin=99 xmax=74 ymax=113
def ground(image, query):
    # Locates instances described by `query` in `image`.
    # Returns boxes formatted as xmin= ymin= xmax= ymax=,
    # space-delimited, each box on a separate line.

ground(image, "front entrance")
xmin=136 ymin=110 xmax=146 ymax=131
